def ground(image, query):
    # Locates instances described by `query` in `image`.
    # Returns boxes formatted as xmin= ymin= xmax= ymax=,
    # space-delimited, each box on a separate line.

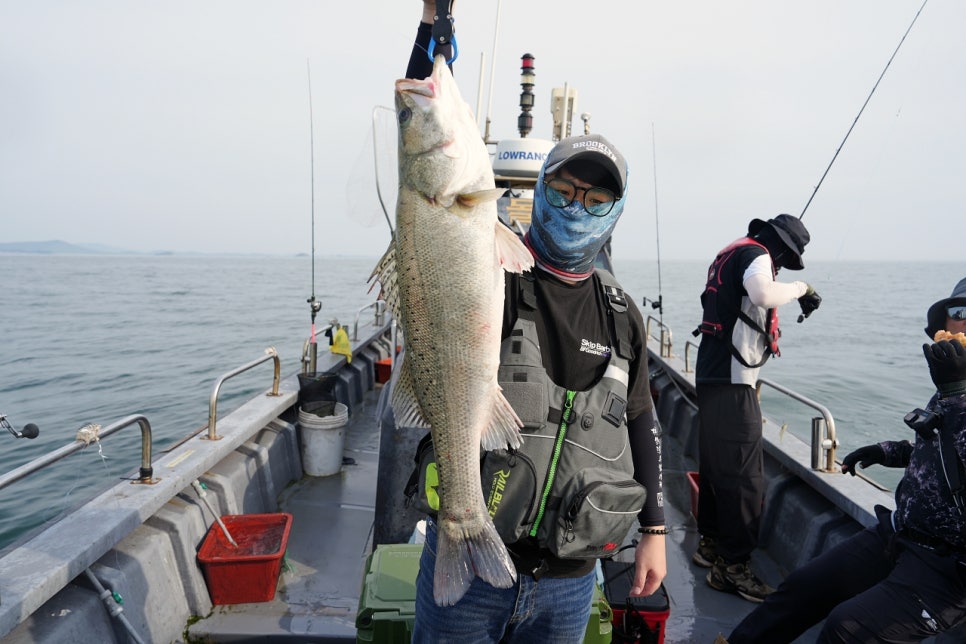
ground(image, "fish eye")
xmin=398 ymin=107 xmax=412 ymax=124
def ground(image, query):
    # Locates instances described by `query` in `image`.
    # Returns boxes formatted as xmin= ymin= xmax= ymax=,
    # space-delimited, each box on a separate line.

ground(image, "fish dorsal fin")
xmin=368 ymin=243 xmax=400 ymax=320
xmin=480 ymin=388 xmax=524 ymax=451
xmin=494 ymin=222 xmax=535 ymax=274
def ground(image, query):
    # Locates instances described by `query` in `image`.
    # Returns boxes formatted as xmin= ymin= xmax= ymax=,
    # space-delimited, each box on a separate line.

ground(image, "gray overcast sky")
xmin=2 ymin=1 xmax=962 ymax=262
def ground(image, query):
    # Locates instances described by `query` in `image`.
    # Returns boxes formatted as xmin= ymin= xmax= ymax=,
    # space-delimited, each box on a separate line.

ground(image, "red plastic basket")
xmin=197 ymin=513 xmax=293 ymax=605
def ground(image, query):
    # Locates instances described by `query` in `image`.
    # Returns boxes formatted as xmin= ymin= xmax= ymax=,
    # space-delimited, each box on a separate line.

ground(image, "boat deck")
xmin=187 ymin=387 xmax=384 ymax=643
xmin=186 ymin=380 xmax=824 ymax=644
xmin=659 ymin=424 xmax=823 ymax=643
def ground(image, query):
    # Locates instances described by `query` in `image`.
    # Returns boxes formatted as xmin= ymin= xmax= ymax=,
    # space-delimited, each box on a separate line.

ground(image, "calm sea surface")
xmin=0 ymin=254 xmax=958 ymax=550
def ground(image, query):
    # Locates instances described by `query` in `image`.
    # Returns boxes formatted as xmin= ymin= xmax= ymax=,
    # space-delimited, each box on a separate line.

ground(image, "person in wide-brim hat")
xmin=925 ymin=277 xmax=966 ymax=339
xmin=747 ymin=214 xmax=810 ymax=271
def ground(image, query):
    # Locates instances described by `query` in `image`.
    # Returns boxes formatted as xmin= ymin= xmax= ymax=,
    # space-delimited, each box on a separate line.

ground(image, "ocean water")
xmin=0 ymin=253 xmax=957 ymax=551
xmin=0 ymin=253 xmax=380 ymax=550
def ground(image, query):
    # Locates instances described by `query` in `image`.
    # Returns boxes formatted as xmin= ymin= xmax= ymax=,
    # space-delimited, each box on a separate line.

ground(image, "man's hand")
xmin=923 ymin=340 xmax=966 ymax=394
xmin=797 ymin=285 xmax=821 ymax=323
xmin=841 ymin=444 xmax=885 ymax=475
xmin=629 ymin=532 xmax=667 ymax=598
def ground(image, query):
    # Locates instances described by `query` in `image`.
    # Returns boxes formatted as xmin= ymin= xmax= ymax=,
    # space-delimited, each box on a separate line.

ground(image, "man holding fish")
xmin=376 ymin=2 xmax=666 ymax=641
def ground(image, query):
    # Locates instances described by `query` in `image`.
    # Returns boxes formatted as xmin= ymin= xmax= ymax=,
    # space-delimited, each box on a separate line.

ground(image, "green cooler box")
xmin=356 ymin=543 xmax=613 ymax=643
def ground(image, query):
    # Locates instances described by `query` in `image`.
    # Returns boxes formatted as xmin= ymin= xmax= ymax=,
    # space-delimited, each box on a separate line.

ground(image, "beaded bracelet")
xmin=637 ymin=526 xmax=669 ymax=535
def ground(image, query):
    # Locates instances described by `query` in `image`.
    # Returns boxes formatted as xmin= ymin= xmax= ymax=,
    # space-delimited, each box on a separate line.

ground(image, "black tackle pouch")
xmin=546 ymin=468 xmax=646 ymax=560
xmin=480 ymin=448 xmax=540 ymax=543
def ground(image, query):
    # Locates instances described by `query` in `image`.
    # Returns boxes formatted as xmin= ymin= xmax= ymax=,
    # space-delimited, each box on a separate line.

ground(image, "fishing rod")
xmin=306 ymin=59 xmax=322 ymax=373
xmin=647 ymin=123 xmax=664 ymax=325
xmin=799 ymin=0 xmax=928 ymax=221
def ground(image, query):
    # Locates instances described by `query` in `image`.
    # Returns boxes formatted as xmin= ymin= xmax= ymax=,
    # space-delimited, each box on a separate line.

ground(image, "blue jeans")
xmin=412 ymin=517 xmax=596 ymax=643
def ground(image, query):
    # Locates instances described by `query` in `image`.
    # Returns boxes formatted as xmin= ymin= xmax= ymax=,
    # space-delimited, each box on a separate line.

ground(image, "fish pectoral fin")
xmin=389 ymin=355 xmax=431 ymax=430
xmin=494 ymin=221 xmax=535 ymax=274
xmin=480 ymin=389 xmax=524 ymax=451
xmin=458 ymin=188 xmax=507 ymax=208
xmin=369 ymin=244 xmax=400 ymax=320
xmin=442 ymin=188 xmax=506 ymax=217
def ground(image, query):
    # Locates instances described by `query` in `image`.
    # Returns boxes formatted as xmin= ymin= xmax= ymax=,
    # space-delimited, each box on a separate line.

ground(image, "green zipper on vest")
xmin=529 ymin=389 xmax=576 ymax=538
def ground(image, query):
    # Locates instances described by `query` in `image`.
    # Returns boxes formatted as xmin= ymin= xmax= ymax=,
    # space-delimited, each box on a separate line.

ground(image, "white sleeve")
xmin=742 ymin=254 xmax=808 ymax=308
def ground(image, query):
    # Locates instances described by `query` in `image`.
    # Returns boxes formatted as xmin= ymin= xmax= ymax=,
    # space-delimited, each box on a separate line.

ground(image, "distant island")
xmin=0 ymin=241 xmax=343 ymax=259
xmin=0 ymin=240 xmax=141 ymax=255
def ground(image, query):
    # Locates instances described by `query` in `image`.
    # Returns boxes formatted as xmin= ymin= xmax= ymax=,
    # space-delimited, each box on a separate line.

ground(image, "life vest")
xmin=693 ymin=237 xmax=780 ymax=369
xmin=406 ymin=269 xmax=646 ymax=560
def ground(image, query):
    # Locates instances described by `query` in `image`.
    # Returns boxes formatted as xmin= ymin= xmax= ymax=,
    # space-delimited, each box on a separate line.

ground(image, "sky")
xmin=2 ymin=1 xmax=963 ymax=263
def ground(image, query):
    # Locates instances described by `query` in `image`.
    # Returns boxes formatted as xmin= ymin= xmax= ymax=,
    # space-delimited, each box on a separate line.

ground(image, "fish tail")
xmin=433 ymin=518 xmax=516 ymax=606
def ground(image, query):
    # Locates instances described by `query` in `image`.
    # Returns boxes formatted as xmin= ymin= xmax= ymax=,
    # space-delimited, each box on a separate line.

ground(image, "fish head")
xmin=394 ymin=55 xmax=492 ymax=203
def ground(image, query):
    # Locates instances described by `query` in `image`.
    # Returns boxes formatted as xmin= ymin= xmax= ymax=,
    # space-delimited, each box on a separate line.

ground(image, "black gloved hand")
xmin=922 ymin=340 xmax=966 ymax=394
xmin=841 ymin=444 xmax=885 ymax=476
xmin=797 ymin=285 xmax=821 ymax=323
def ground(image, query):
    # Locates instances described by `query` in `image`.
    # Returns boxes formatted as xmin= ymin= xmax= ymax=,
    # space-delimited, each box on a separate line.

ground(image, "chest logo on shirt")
xmin=579 ymin=339 xmax=611 ymax=357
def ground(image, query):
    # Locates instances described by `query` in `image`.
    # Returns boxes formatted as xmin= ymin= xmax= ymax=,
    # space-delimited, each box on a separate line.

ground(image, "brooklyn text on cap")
xmin=543 ymin=134 xmax=627 ymax=198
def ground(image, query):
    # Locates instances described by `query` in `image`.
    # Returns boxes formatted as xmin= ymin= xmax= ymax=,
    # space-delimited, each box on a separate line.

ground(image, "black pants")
xmin=696 ymin=383 xmax=764 ymax=563
xmin=729 ymin=513 xmax=966 ymax=643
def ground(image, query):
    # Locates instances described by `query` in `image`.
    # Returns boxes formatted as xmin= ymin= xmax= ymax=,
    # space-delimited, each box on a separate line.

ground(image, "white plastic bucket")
xmin=298 ymin=401 xmax=349 ymax=476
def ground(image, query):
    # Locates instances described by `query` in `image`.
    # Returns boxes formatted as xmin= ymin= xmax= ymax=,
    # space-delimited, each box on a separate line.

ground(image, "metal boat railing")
xmin=354 ymin=300 xmax=387 ymax=341
xmin=205 ymin=347 xmax=281 ymax=441
xmin=757 ymin=377 xmax=839 ymax=472
xmin=300 ymin=323 xmax=334 ymax=374
xmin=297 ymin=301 xmax=388 ymax=374
xmin=644 ymin=315 xmax=673 ymax=359
xmin=644 ymin=314 xmax=839 ymax=472
xmin=0 ymin=414 xmax=158 ymax=492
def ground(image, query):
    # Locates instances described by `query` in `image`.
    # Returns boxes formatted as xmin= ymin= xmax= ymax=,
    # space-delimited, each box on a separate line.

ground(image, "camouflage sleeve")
xmin=880 ymin=440 xmax=913 ymax=468
xmin=937 ymin=392 xmax=966 ymax=465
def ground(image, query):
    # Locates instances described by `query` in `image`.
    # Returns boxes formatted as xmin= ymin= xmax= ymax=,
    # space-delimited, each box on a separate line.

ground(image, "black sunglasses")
xmin=948 ymin=305 xmax=966 ymax=321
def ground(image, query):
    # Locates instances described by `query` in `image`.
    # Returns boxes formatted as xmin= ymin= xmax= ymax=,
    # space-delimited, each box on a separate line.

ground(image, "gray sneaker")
xmin=706 ymin=559 xmax=774 ymax=603
xmin=692 ymin=536 xmax=716 ymax=568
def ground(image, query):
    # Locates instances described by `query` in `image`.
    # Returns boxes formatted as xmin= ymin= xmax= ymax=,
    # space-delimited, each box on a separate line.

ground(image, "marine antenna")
xmin=799 ymin=0 xmax=929 ymax=220
xmin=306 ymin=59 xmax=322 ymax=372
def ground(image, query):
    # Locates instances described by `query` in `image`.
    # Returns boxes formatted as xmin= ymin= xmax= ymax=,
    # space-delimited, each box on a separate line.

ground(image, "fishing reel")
xmin=1 ymin=412 xmax=39 ymax=440
xmin=904 ymin=407 xmax=941 ymax=440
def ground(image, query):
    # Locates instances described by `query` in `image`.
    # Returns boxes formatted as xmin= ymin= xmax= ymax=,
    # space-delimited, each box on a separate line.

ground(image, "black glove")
xmin=797 ymin=285 xmax=821 ymax=323
xmin=922 ymin=340 xmax=966 ymax=394
xmin=841 ymin=444 xmax=885 ymax=476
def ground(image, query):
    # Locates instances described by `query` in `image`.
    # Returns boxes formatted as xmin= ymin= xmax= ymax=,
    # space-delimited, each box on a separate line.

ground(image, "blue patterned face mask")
xmin=527 ymin=165 xmax=627 ymax=280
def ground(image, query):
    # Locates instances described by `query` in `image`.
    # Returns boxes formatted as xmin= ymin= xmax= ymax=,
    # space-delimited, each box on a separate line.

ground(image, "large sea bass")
xmin=371 ymin=54 xmax=534 ymax=606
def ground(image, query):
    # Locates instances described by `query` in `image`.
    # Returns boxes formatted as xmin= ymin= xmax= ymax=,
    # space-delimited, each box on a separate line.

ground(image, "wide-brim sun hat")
xmin=925 ymin=277 xmax=966 ymax=339
xmin=747 ymin=214 xmax=810 ymax=270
